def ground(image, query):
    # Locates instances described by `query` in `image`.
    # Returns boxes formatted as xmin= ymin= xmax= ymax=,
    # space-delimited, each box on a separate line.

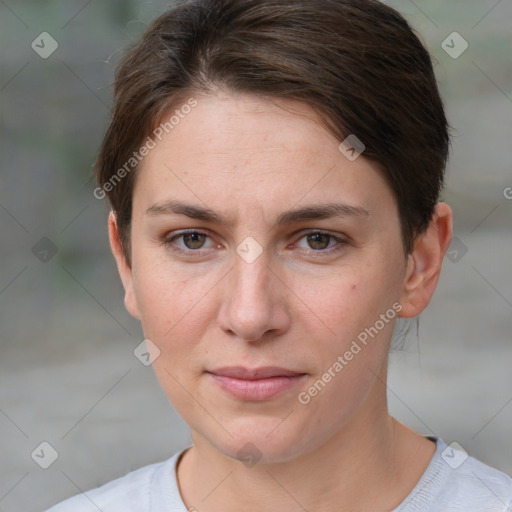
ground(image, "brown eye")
xmin=182 ymin=232 xmax=207 ymax=249
xmin=306 ymin=233 xmax=331 ymax=250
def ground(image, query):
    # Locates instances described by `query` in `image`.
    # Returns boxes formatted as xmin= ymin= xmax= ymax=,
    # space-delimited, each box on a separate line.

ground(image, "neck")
xmin=176 ymin=372 xmax=435 ymax=512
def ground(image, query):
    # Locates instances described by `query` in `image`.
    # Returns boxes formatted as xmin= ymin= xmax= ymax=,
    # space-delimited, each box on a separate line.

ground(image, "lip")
xmin=206 ymin=366 xmax=307 ymax=401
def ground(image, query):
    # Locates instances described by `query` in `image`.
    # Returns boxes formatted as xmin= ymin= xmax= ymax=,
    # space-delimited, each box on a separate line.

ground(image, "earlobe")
xmin=107 ymin=211 xmax=141 ymax=320
xmin=399 ymin=202 xmax=453 ymax=318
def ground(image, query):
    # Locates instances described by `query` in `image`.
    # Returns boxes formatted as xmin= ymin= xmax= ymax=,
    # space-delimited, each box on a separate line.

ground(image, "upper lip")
xmin=208 ymin=366 xmax=305 ymax=380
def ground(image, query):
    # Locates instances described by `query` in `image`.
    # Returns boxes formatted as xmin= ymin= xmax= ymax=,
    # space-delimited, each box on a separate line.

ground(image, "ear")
xmin=108 ymin=211 xmax=141 ymax=320
xmin=398 ymin=202 xmax=453 ymax=318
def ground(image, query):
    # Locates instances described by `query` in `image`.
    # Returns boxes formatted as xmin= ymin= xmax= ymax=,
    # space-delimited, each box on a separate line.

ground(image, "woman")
xmin=47 ymin=0 xmax=512 ymax=510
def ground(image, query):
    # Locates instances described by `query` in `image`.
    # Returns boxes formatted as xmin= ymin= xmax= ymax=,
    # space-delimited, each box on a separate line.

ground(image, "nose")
xmin=217 ymin=250 xmax=291 ymax=342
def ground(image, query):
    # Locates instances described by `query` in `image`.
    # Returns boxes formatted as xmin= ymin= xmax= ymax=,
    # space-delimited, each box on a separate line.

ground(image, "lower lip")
xmin=208 ymin=373 xmax=307 ymax=401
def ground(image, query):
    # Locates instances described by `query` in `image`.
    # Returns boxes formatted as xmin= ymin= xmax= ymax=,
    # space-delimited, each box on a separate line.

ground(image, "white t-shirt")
xmin=46 ymin=437 xmax=512 ymax=511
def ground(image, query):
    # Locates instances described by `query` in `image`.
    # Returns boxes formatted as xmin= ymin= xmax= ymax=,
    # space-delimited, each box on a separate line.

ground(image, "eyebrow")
xmin=276 ymin=203 xmax=369 ymax=224
xmin=145 ymin=199 xmax=369 ymax=227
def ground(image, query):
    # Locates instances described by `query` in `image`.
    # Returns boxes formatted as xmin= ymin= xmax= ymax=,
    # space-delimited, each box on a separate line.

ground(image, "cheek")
xmin=290 ymin=260 xmax=400 ymax=377
xmin=131 ymin=256 xmax=219 ymax=345
xmin=294 ymin=272 xmax=396 ymax=405
xmin=291 ymin=276 xmax=357 ymax=334
xmin=289 ymin=262 xmax=388 ymax=334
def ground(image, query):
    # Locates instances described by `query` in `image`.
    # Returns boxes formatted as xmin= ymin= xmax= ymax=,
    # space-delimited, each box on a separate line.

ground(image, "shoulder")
xmin=397 ymin=438 xmax=512 ymax=512
xmin=439 ymin=451 xmax=512 ymax=511
xmin=45 ymin=450 xmax=186 ymax=512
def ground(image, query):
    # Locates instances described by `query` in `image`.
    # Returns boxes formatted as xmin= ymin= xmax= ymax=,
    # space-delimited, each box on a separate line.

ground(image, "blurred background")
xmin=0 ymin=1 xmax=511 ymax=510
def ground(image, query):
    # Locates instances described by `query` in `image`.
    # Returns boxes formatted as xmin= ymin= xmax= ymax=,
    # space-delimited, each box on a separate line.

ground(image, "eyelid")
xmin=286 ymin=229 xmax=348 ymax=252
xmin=161 ymin=228 xmax=350 ymax=256
xmin=162 ymin=229 xmax=219 ymax=253
xmin=293 ymin=228 xmax=348 ymax=241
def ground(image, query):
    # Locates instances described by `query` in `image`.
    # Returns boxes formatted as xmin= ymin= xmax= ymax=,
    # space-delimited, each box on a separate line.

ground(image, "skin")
xmin=109 ymin=90 xmax=453 ymax=511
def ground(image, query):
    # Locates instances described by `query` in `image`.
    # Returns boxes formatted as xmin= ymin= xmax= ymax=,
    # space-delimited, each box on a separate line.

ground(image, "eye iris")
xmin=307 ymin=233 xmax=330 ymax=250
xmin=183 ymin=232 xmax=206 ymax=249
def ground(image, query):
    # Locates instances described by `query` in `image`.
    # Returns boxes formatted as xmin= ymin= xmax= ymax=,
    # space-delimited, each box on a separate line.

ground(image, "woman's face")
xmin=115 ymin=91 xmax=412 ymax=463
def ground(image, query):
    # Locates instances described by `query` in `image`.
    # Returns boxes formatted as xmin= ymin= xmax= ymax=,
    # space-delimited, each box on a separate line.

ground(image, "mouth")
xmin=206 ymin=366 xmax=308 ymax=401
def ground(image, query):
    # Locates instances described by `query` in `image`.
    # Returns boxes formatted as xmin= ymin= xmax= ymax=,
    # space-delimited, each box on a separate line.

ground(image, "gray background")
xmin=0 ymin=1 xmax=511 ymax=510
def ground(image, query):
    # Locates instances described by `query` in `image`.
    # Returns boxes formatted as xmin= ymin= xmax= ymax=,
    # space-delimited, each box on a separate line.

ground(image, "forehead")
xmin=133 ymin=91 xmax=396 ymax=224
xmin=153 ymin=92 xmax=336 ymax=171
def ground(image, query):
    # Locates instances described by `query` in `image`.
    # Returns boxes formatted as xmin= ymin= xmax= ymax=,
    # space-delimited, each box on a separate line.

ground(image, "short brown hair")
xmin=95 ymin=0 xmax=450 ymax=261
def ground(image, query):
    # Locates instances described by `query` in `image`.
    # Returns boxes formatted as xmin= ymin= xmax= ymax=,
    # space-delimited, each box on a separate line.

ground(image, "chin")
xmin=206 ymin=419 xmax=313 ymax=466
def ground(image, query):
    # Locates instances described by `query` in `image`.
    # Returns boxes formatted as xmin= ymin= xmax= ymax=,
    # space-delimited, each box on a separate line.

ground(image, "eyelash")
xmin=162 ymin=229 xmax=349 ymax=257
xmin=291 ymin=230 xmax=349 ymax=255
xmin=162 ymin=230 xmax=218 ymax=255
